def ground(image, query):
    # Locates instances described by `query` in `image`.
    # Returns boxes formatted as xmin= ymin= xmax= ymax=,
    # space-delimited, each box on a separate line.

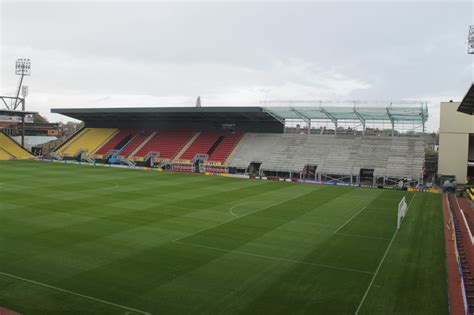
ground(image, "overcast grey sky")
xmin=1 ymin=1 xmax=473 ymax=130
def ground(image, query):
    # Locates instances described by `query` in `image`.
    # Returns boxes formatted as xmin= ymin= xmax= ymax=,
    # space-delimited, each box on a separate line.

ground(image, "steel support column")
xmin=386 ymin=107 xmax=395 ymax=137
xmin=290 ymin=108 xmax=311 ymax=135
xmin=353 ymin=107 xmax=366 ymax=136
xmin=21 ymin=98 xmax=25 ymax=146
xmin=321 ymin=108 xmax=338 ymax=135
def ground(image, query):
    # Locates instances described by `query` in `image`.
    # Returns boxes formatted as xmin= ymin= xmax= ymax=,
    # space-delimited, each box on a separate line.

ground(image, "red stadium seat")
xmin=95 ymin=129 xmax=137 ymax=156
xmin=134 ymin=130 xmax=196 ymax=160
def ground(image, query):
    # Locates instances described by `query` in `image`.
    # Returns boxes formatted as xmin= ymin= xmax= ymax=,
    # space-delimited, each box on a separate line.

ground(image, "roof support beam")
xmin=386 ymin=107 xmax=395 ymax=137
xmin=262 ymin=108 xmax=285 ymax=125
xmin=353 ymin=107 xmax=366 ymax=136
xmin=291 ymin=108 xmax=311 ymax=135
xmin=420 ymin=103 xmax=426 ymax=133
xmin=0 ymin=97 xmax=9 ymax=110
xmin=321 ymin=108 xmax=338 ymax=135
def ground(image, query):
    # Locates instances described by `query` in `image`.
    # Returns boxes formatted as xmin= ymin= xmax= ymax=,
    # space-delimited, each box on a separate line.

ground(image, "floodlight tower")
xmin=20 ymin=85 xmax=29 ymax=146
xmin=469 ymin=26 xmax=474 ymax=54
xmin=14 ymin=58 xmax=31 ymax=110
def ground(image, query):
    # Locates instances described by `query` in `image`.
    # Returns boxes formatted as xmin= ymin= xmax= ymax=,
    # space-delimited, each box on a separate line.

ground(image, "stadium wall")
xmin=438 ymin=102 xmax=474 ymax=183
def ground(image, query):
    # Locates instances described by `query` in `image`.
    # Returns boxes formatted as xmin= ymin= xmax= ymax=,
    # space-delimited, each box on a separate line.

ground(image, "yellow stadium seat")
xmin=0 ymin=133 xmax=33 ymax=160
xmin=0 ymin=148 xmax=14 ymax=160
xmin=56 ymin=128 xmax=117 ymax=157
xmin=468 ymin=188 xmax=474 ymax=201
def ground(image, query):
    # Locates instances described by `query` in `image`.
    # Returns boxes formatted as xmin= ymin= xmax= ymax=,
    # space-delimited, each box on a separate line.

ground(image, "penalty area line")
xmin=174 ymin=240 xmax=373 ymax=275
xmin=354 ymin=193 xmax=416 ymax=315
xmin=0 ymin=271 xmax=151 ymax=315
xmin=333 ymin=206 xmax=367 ymax=234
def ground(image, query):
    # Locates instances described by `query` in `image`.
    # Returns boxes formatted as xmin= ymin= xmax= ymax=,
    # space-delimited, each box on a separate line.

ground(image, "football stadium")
xmin=2 ymin=98 xmax=469 ymax=314
xmin=2 ymin=3 xmax=474 ymax=315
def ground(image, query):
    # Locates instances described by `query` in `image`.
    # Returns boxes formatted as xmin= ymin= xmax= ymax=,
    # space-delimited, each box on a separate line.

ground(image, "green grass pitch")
xmin=0 ymin=161 xmax=447 ymax=314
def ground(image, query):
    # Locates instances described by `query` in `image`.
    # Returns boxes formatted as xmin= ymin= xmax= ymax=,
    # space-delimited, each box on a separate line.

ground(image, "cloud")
xmin=2 ymin=45 xmax=372 ymax=122
xmin=1 ymin=1 xmax=470 ymax=133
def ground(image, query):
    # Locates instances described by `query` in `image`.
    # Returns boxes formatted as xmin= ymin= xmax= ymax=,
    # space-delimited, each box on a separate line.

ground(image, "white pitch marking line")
xmin=336 ymin=233 xmax=391 ymax=242
xmin=354 ymin=193 xmax=416 ymax=315
xmin=0 ymin=181 xmax=120 ymax=192
xmin=228 ymin=201 xmax=263 ymax=218
xmin=333 ymin=206 xmax=367 ymax=234
xmin=0 ymin=271 xmax=151 ymax=315
xmin=174 ymin=240 xmax=373 ymax=275
xmin=454 ymin=194 xmax=463 ymax=212
xmin=173 ymin=189 xmax=315 ymax=242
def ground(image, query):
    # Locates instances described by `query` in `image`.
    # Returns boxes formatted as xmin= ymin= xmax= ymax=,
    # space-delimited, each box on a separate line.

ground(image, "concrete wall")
xmin=438 ymin=102 xmax=474 ymax=183
xmin=440 ymin=102 xmax=474 ymax=134
xmin=438 ymin=133 xmax=468 ymax=181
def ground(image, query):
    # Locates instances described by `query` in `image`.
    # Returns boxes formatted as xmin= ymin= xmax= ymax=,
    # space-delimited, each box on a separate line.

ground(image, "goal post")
xmin=397 ymin=196 xmax=408 ymax=229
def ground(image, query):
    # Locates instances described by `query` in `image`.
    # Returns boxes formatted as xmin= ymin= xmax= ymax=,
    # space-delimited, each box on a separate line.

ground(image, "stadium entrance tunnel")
xmin=248 ymin=162 xmax=261 ymax=176
xmin=360 ymin=168 xmax=375 ymax=186
xmin=303 ymin=164 xmax=317 ymax=181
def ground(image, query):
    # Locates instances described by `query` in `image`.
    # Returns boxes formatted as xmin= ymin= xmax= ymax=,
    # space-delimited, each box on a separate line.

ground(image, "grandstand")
xmin=51 ymin=103 xmax=427 ymax=185
xmin=229 ymin=133 xmax=424 ymax=181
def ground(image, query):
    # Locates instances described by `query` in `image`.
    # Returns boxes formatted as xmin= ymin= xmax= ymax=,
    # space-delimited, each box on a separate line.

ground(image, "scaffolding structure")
xmin=260 ymin=100 xmax=428 ymax=136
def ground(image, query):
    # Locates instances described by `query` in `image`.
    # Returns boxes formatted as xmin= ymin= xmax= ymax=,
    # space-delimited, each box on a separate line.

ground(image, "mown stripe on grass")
xmin=0 ymin=271 xmax=151 ymax=315
xmin=2 ymin=180 xmax=297 ymax=267
xmin=354 ymin=193 xmax=416 ymax=315
xmin=49 ymin=187 xmax=340 ymax=303
xmin=356 ymin=193 xmax=448 ymax=314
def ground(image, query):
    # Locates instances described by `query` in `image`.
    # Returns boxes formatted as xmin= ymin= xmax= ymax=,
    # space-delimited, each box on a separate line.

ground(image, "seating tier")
xmin=56 ymin=128 xmax=117 ymax=157
xmin=134 ymin=130 xmax=196 ymax=160
xmin=0 ymin=132 xmax=33 ymax=160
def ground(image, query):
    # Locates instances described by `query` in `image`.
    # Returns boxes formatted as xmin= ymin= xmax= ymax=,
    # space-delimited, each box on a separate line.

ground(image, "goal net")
xmin=397 ymin=196 xmax=408 ymax=229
